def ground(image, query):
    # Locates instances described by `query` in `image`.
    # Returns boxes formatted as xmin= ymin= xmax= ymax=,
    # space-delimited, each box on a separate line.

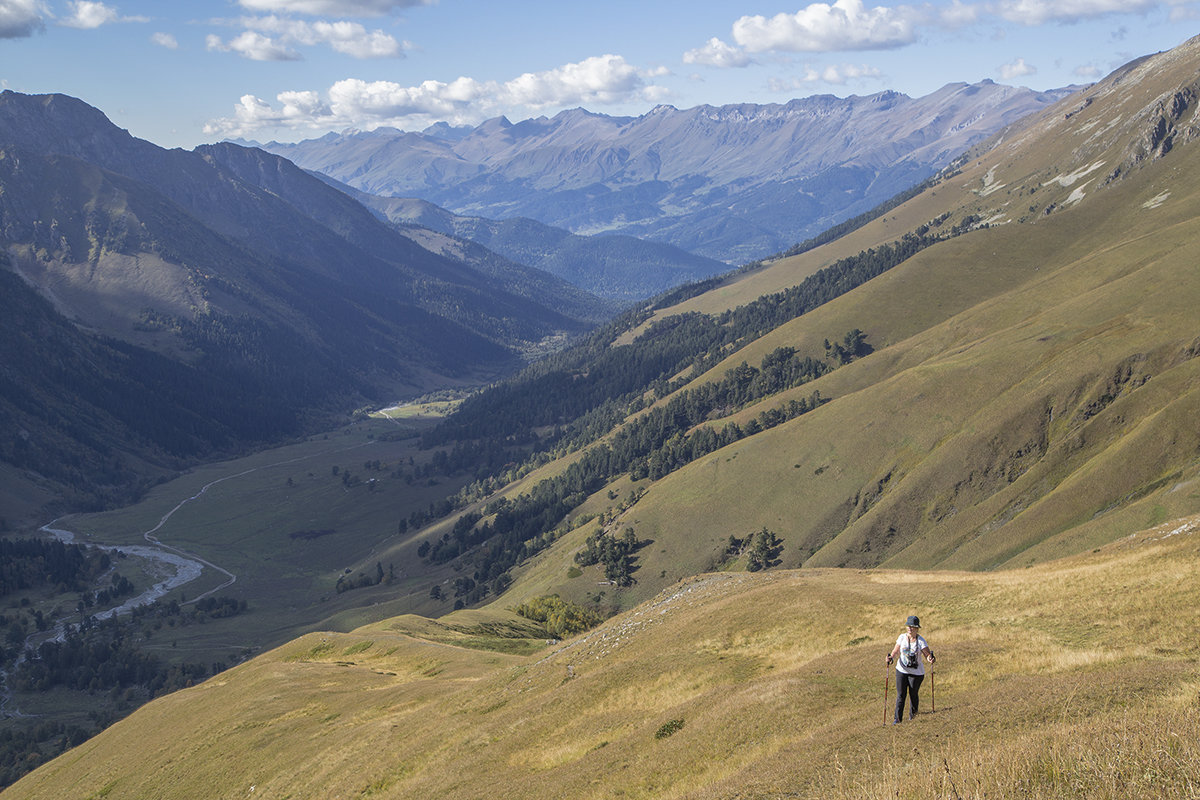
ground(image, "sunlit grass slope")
xmin=8 ymin=514 xmax=1200 ymax=799
xmin=491 ymin=39 xmax=1200 ymax=612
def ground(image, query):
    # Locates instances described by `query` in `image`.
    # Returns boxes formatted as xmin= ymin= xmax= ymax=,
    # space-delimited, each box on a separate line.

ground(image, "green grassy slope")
xmin=482 ymin=37 xmax=1200 ymax=612
xmin=7 ymin=514 xmax=1199 ymax=799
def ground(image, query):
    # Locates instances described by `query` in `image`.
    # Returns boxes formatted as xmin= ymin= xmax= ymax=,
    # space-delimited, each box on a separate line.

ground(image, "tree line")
xmin=0 ymin=538 xmax=111 ymax=597
xmin=407 ymin=214 xmax=979 ymax=608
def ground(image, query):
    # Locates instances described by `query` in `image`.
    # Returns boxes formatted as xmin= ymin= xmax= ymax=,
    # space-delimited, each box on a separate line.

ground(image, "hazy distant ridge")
xmin=261 ymin=81 xmax=1076 ymax=262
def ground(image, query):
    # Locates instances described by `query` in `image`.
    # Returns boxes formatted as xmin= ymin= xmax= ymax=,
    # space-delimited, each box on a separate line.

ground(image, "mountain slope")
xmin=0 ymin=91 xmax=607 ymax=513
xmin=612 ymin=38 xmax=1200 ymax=578
xmin=346 ymin=36 xmax=1200 ymax=615
xmin=7 ymin=514 xmax=1200 ymax=799
xmin=262 ymin=82 xmax=1075 ymax=262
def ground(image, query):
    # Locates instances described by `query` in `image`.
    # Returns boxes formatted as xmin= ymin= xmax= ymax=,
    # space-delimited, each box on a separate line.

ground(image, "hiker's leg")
xmin=894 ymin=672 xmax=909 ymax=722
xmin=909 ymin=674 xmax=924 ymax=718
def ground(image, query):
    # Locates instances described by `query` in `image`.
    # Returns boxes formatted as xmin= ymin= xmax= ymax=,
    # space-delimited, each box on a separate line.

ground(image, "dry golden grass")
xmin=8 ymin=515 xmax=1200 ymax=800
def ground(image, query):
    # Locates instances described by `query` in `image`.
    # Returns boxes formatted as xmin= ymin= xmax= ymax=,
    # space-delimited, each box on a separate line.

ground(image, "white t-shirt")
xmin=894 ymin=633 xmax=927 ymax=676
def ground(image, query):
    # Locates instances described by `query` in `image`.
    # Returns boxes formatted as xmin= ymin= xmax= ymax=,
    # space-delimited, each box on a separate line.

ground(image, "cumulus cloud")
xmin=732 ymin=0 xmax=920 ymax=53
xmin=683 ymin=37 xmax=754 ymax=68
xmin=0 ymin=0 xmax=48 ymax=38
xmin=208 ymin=30 xmax=301 ymax=60
xmin=61 ymin=1 xmax=115 ymax=28
xmin=999 ymin=56 xmax=1036 ymax=79
xmin=210 ymin=15 xmax=407 ymax=59
xmin=994 ymin=0 xmax=1158 ymax=25
xmin=236 ymin=0 xmax=434 ymax=16
xmin=60 ymin=1 xmax=146 ymax=29
xmin=205 ymin=54 xmax=664 ymax=138
xmin=504 ymin=53 xmax=648 ymax=107
xmin=151 ymin=31 xmax=178 ymax=49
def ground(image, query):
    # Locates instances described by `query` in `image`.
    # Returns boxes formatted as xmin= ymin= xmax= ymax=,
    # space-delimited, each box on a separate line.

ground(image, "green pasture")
xmin=37 ymin=413 xmax=471 ymax=664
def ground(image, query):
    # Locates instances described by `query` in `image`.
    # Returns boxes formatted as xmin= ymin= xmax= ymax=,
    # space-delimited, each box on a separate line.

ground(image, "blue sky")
xmin=1 ymin=0 xmax=1196 ymax=149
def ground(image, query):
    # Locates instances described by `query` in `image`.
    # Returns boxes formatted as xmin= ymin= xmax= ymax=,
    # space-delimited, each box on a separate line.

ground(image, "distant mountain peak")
xmin=261 ymin=80 xmax=1075 ymax=263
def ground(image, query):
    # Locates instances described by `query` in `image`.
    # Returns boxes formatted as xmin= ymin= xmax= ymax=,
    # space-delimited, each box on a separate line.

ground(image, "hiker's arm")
xmin=886 ymin=643 xmax=900 ymax=664
xmin=922 ymin=646 xmax=936 ymax=663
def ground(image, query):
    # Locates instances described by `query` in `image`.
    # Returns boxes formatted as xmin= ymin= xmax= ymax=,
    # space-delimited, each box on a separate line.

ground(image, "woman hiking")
xmin=886 ymin=615 xmax=935 ymax=723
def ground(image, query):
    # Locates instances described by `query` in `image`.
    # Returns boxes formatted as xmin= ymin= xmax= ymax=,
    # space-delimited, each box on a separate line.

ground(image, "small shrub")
xmin=655 ymin=718 xmax=685 ymax=739
xmin=514 ymin=595 xmax=602 ymax=638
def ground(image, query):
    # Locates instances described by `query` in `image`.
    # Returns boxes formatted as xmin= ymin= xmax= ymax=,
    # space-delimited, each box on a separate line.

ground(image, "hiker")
xmin=886 ymin=615 xmax=935 ymax=723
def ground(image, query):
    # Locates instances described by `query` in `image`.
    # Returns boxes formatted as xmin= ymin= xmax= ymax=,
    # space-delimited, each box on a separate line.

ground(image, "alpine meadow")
xmin=4 ymin=29 xmax=1200 ymax=800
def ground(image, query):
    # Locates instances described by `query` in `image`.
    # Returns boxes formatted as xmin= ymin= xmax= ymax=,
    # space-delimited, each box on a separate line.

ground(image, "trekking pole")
xmin=883 ymin=658 xmax=890 ymax=726
xmin=927 ymin=620 xmax=935 ymax=714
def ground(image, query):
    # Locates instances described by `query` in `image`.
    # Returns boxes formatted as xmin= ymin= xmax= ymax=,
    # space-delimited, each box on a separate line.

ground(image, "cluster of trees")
xmin=12 ymin=617 xmax=221 ymax=696
xmin=0 ymin=538 xmax=112 ymax=596
xmin=513 ymin=595 xmax=603 ymax=638
xmin=428 ymin=574 xmax=498 ymax=610
xmin=726 ymin=527 xmax=784 ymax=571
xmin=334 ymin=562 xmax=394 ymax=594
xmin=2 ymin=590 xmax=250 ymax=789
xmin=188 ymin=596 xmax=248 ymax=620
xmin=574 ymin=527 xmax=642 ymax=586
xmin=80 ymin=572 xmax=136 ymax=614
xmin=825 ymin=329 xmax=871 ymax=365
xmin=0 ymin=721 xmax=92 ymax=789
xmin=128 ymin=595 xmax=247 ymax=627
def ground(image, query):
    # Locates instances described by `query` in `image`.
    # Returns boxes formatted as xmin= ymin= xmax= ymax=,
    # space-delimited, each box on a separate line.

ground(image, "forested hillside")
xmin=0 ymin=91 xmax=608 ymax=517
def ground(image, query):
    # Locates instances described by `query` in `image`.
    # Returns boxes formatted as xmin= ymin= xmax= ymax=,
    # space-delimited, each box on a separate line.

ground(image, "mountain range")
xmin=259 ymin=81 xmax=1076 ymax=263
xmin=0 ymin=90 xmax=607 ymax=513
xmin=7 ymin=31 xmax=1200 ymax=799
xmin=337 ymin=187 xmax=729 ymax=303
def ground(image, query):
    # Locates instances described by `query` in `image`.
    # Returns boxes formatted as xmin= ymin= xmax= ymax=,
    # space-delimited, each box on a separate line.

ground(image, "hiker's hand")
xmin=885 ymin=654 xmax=893 ymax=666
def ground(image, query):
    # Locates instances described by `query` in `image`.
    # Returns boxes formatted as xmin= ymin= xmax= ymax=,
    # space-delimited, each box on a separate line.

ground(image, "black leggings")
xmin=894 ymin=671 xmax=924 ymax=722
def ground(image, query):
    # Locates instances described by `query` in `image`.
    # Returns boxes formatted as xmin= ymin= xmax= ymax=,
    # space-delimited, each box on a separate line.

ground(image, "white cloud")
xmin=820 ymin=62 xmax=883 ymax=83
xmin=770 ymin=62 xmax=884 ymax=90
xmin=937 ymin=0 xmax=982 ymax=27
xmin=61 ymin=1 xmax=115 ymax=28
xmin=683 ymin=37 xmax=754 ymax=68
xmin=60 ymin=1 xmax=145 ymax=29
xmin=0 ymin=0 xmax=47 ymax=38
xmin=151 ymin=31 xmax=178 ymax=49
xmin=205 ymin=54 xmax=664 ymax=138
xmin=211 ymin=15 xmax=407 ymax=59
xmin=999 ymin=56 xmax=1036 ymax=79
xmin=207 ymin=30 xmax=302 ymax=60
xmin=1073 ymin=63 xmax=1103 ymax=79
xmin=236 ymin=0 xmax=434 ymax=16
xmin=503 ymin=54 xmax=647 ymax=108
xmin=732 ymin=0 xmax=920 ymax=53
xmin=994 ymin=0 xmax=1158 ymax=25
